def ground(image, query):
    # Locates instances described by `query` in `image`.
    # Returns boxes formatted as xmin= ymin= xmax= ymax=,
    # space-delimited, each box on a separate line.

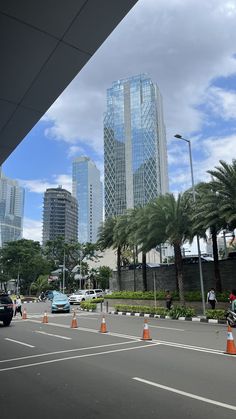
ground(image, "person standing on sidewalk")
xmin=14 ymin=295 xmax=22 ymax=317
xmin=165 ymin=290 xmax=173 ymax=310
xmin=207 ymin=288 xmax=217 ymax=310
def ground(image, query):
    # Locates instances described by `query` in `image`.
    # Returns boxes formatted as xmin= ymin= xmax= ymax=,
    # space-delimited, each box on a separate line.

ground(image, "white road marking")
xmin=35 ymin=331 xmax=71 ymax=340
xmin=0 ymin=343 xmax=159 ymax=373
xmin=26 ymin=319 xmax=236 ymax=357
xmin=149 ymin=325 xmax=185 ymax=332
xmin=5 ymin=338 xmax=35 ymax=348
xmin=0 ymin=341 xmax=139 ymax=363
xmin=133 ymin=377 xmax=236 ymax=412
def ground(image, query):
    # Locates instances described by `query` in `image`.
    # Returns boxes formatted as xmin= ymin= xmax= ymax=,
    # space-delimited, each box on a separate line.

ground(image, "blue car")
xmin=51 ymin=293 xmax=70 ymax=313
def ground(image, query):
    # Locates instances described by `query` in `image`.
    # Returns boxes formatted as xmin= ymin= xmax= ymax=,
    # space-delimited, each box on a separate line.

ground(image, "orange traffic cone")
xmin=22 ymin=307 xmax=27 ymax=320
xmin=42 ymin=311 xmax=48 ymax=324
xmin=100 ymin=315 xmax=108 ymax=333
xmin=71 ymin=310 xmax=78 ymax=328
xmin=225 ymin=325 xmax=236 ymax=355
xmin=141 ymin=318 xmax=152 ymax=341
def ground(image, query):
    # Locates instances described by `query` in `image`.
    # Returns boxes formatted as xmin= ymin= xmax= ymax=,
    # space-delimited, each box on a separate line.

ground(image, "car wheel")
xmin=3 ymin=318 xmax=11 ymax=326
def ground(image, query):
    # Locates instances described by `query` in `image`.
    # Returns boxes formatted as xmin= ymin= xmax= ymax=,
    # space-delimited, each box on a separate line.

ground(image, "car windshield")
xmin=74 ymin=291 xmax=85 ymax=295
xmin=53 ymin=296 xmax=67 ymax=301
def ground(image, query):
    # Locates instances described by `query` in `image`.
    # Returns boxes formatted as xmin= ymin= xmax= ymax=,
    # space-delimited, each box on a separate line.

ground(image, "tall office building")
xmin=104 ymin=74 xmax=169 ymax=218
xmin=42 ymin=186 xmax=78 ymax=246
xmin=72 ymin=157 xmax=103 ymax=243
xmin=0 ymin=168 xmax=24 ymax=247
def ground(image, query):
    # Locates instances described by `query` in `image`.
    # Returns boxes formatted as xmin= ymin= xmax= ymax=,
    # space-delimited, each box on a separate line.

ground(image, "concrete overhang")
xmin=0 ymin=0 xmax=138 ymax=165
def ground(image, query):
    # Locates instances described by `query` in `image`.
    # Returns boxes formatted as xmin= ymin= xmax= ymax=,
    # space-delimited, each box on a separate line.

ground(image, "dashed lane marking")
xmin=5 ymin=338 xmax=35 ymax=348
xmin=34 ymin=331 xmax=71 ymax=340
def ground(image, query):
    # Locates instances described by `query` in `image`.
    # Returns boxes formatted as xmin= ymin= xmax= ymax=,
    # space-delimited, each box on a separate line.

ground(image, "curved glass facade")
xmin=104 ymin=74 xmax=168 ymax=218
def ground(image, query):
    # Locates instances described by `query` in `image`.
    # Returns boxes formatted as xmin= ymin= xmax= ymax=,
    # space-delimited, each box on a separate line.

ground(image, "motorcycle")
xmin=226 ymin=309 xmax=236 ymax=327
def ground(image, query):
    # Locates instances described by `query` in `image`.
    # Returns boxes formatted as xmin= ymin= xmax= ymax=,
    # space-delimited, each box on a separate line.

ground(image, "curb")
xmin=109 ymin=311 xmax=227 ymax=324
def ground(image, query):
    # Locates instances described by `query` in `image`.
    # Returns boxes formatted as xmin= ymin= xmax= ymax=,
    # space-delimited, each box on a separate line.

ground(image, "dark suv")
xmin=0 ymin=293 xmax=13 ymax=326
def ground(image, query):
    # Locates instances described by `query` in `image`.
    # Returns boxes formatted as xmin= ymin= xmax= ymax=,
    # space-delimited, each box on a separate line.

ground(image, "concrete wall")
xmin=110 ymin=259 xmax=236 ymax=292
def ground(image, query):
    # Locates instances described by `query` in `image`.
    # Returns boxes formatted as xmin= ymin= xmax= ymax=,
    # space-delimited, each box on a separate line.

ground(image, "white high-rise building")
xmin=72 ymin=157 xmax=103 ymax=243
xmin=104 ymin=74 xmax=169 ymax=218
xmin=0 ymin=168 xmax=24 ymax=247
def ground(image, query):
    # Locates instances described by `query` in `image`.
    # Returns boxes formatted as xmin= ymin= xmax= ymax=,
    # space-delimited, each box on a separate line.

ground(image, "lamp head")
xmin=174 ymin=134 xmax=182 ymax=139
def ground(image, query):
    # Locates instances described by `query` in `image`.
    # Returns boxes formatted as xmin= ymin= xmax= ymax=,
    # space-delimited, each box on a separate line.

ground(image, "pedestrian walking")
xmin=165 ymin=290 xmax=172 ymax=310
xmin=207 ymin=288 xmax=217 ymax=310
xmin=229 ymin=289 xmax=236 ymax=310
xmin=14 ymin=295 xmax=22 ymax=317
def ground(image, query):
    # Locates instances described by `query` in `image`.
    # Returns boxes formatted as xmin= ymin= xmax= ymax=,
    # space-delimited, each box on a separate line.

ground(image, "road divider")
xmin=100 ymin=315 xmax=108 ymax=333
xmin=42 ymin=311 xmax=48 ymax=324
xmin=225 ymin=325 xmax=236 ymax=355
xmin=141 ymin=319 xmax=152 ymax=341
xmin=71 ymin=310 xmax=78 ymax=328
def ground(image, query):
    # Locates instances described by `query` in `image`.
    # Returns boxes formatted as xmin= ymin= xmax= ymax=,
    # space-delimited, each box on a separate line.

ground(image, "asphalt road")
xmin=1 ymin=302 xmax=236 ymax=419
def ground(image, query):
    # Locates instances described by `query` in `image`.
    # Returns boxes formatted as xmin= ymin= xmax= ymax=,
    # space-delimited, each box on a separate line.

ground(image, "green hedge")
xmin=115 ymin=304 xmax=195 ymax=318
xmin=92 ymin=298 xmax=104 ymax=304
xmin=205 ymin=309 xmax=226 ymax=320
xmin=106 ymin=290 xmax=230 ymax=302
xmin=115 ymin=304 xmax=168 ymax=316
xmin=80 ymin=302 xmax=96 ymax=311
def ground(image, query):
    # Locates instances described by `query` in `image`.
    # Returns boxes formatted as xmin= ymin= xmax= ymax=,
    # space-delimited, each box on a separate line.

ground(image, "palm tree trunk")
xmin=142 ymin=251 xmax=147 ymax=291
xmin=174 ymin=243 xmax=185 ymax=305
xmin=117 ymin=246 xmax=122 ymax=290
xmin=211 ymin=227 xmax=222 ymax=293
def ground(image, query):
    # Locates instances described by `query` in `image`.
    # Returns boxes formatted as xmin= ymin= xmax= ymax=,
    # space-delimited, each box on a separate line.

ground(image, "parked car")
xmin=94 ymin=289 xmax=104 ymax=298
xmin=68 ymin=289 xmax=97 ymax=305
xmin=51 ymin=293 xmax=70 ymax=313
xmin=0 ymin=293 xmax=13 ymax=326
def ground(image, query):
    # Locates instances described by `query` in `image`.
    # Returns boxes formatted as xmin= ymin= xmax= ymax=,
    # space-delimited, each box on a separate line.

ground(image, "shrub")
xmin=92 ymin=298 xmax=104 ymax=304
xmin=169 ymin=306 xmax=196 ymax=319
xmin=80 ymin=302 xmax=96 ymax=311
xmin=205 ymin=309 xmax=226 ymax=320
xmin=106 ymin=290 xmax=231 ymax=302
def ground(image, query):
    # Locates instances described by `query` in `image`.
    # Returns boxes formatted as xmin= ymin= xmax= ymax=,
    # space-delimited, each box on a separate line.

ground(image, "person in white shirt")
xmin=207 ymin=288 xmax=217 ymax=310
xmin=14 ymin=296 xmax=22 ymax=317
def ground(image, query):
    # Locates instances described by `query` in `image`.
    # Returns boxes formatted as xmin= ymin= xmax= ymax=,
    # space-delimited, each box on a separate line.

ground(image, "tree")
xmin=30 ymin=275 xmax=53 ymax=295
xmin=97 ymin=217 xmax=123 ymax=289
xmin=0 ymin=239 xmax=51 ymax=294
xmin=208 ymin=160 xmax=236 ymax=229
xmin=96 ymin=266 xmax=112 ymax=289
xmin=192 ymin=182 xmax=226 ymax=292
xmin=137 ymin=193 xmax=193 ymax=304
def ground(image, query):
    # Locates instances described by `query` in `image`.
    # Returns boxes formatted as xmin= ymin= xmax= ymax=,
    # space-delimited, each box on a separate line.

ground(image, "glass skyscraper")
xmin=0 ymin=167 xmax=25 ymax=247
xmin=72 ymin=157 xmax=103 ymax=243
xmin=104 ymin=74 xmax=169 ymax=218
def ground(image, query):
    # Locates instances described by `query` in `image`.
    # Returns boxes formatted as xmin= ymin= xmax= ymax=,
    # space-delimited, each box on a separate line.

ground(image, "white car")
xmin=68 ymin=290 xmax=97 ymax=305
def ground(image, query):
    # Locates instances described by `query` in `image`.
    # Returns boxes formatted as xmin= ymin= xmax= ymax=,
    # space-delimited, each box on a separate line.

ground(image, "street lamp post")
xmin=174 ymin=134 xmax=206 ymax=315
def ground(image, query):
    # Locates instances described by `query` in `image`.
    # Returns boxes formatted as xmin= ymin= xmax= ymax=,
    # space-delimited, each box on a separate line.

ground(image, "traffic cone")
xmin=225 ymin=325 xmax=236 ymax=355
xmin=141 ymin=318 xmax=152 ymax=341
xmin=100 ymin=315 xmax=108 ymax=333
xmin=42 ymin=311 xmax=48 ymax=324
xmin=71 ymin=310 xmax=78 ymax=328
xmin=22 ymin=307 xmax=27 ymax=320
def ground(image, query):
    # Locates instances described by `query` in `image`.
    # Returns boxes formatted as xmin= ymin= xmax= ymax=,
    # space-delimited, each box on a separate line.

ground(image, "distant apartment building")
xmin=42 ymin=186 xmax=78 ymax=246
xmin=0 ymin=167 xmax=24 ymax=247
xmin=72 ymin=157 xmax=103 ymax=243
xmin=104 ymin=74 xmax=169 ymax=218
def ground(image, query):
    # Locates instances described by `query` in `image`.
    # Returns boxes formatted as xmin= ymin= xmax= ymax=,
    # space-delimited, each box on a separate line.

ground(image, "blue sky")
xmin=2 ymin=0 xmax=236 ymax=243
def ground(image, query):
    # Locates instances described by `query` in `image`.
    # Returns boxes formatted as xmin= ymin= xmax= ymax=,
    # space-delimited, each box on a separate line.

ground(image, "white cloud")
xmin=44 ymin=0 xmax=236 ymax=150
xmin=23 ymin=218 xmax=42 ymax=243
xmin=67 ymin=146 xmax=85 ymax=158
xmin=206 ymin=87 xmax=236 ymax=119
xmin=19 ymin=174 xmax=72 ymax=194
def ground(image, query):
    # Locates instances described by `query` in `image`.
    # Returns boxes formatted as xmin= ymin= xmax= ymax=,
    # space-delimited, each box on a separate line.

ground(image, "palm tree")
xmin=192 ymin=182 xmax=226 ymax=292
xmin=137 ymin=193 xmax=193 ymax=305
xmin=208 ymin=160 xmax=236 ymax=229
xmin=97 ymin=217 xmax=123 ymax=289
